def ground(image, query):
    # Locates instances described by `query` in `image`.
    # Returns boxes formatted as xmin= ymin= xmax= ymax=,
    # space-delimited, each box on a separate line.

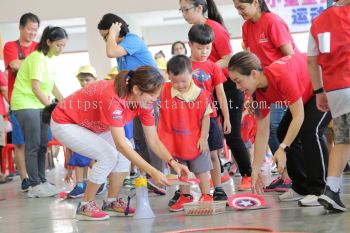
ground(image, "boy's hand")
xmin=197 ymin=137 xmax=209 ymax=153
xmin=223 ymin=119 xmax=231 ymax=134
xmin=64 ymin=170 xmax=73 ymax=184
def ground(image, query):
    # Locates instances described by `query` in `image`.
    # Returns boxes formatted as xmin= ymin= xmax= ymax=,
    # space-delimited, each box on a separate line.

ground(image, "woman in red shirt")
xmin=51 ymin=66 xmax=189 ymax=221
xmin=228 ymin=52 xmax=331 ymax=205
xmin=233 ymin=0 xmax=300 ymax=192
xmin=179 ymin=0 xmax=252 ymax=191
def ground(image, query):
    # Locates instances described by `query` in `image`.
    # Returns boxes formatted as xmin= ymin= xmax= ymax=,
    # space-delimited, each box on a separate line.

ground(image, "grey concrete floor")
xmin=0 ymin=159 xmax=350 ymax=233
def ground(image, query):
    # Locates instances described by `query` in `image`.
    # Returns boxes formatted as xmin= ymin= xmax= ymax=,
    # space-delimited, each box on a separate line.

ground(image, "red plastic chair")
xmin=47 ymin=139 xmax=67 ymax=168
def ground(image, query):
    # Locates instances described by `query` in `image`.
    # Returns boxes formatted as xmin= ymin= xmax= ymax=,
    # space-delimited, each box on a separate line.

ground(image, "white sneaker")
xmin=28 ymin=183 xmax=55 ymax=198
xmin=42 ymin=182 xmax=59 ymax=195
xmin=298 ymin=195 xmax=320 ymax=206
xmin=279 ymin=189 xmax=304 ymax=202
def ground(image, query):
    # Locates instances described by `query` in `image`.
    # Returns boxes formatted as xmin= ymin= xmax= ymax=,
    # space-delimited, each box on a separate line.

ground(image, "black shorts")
xmin=208 ymin=117 xmax=223 ymax=151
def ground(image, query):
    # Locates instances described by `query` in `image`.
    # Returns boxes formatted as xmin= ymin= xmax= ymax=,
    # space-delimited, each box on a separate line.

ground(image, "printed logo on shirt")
xmin=193 ymin=69 xmax=211 ymax=90
xmin=112 ymin=109 xmax=123 ymax=119
xmin=258 ymin=33 xmax=269 ymax=43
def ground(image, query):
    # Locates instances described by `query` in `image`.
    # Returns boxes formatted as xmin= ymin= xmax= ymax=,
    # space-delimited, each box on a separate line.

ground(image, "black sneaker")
xmin=318 ymin=185 xmax=346 ymax=212
xmin=168 ymin=189 xmax=181 ymax=206
xmin=21 ymin=178 xmax=30 ymax=192
xmin=213 ymin=187 xmax=228 ymax=201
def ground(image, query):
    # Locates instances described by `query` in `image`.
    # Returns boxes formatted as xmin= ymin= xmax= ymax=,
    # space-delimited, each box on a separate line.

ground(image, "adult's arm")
xmin=32 ymin=80 xmax=51 ymax=106
xmin=105 ymin=23 xmax=128 ymax=58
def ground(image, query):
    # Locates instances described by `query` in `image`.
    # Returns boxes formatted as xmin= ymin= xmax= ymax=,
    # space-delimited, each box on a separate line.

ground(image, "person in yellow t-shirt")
xmin=11 ymin=26 xmax=67 ymax=198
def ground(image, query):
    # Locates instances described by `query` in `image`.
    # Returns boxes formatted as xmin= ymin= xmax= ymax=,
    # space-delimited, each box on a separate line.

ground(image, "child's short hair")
xmin=167 ymin=55 xmax=192 ymax=75
xmin=76 ymin=65 xmax=97 ymax=79
xmin=188 ymin=24 xmax=214 ymax=45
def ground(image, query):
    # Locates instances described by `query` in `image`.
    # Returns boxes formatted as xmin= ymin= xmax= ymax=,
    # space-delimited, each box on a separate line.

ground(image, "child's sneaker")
xmin=102 ymin=198 xmax=135 ymax=216
xmin=123 ymin=177 xmax=133 ymax=188
xmin=264 ymin=177 xmax=284 ymax=192
xmin=169 ymin=194 xmax=193 ymax=212
xmin=199 ymin=194 xmax=213 ymax=202
xmin=96 ymin=183 xmax=106 ymax=195
xmin=213 ymin=187 xmax=228 ymax=201
xmin=76 ymin=201 xmax=109 ymax=221
xmin=168 ymin=189 xmax=181 ymax=206
xmin=68 ymin=183 xmax=86 ymax=198
xmin=238 ymin=176 xmax=252 ymax=191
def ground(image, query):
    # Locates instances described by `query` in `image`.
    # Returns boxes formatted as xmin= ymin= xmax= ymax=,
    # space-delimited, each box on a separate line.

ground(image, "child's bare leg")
xmin=195 ymin=172 xmax=210 ymax=195
xmin=210 ymin=150 xmax=221 ymax=188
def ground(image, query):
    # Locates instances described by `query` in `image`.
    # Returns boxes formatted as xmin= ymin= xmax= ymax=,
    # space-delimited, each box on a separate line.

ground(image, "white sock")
xmin=326 ymin=176 xmax=341 ymax=192
xmin=80 ymin=201 xmax=90 ymax=205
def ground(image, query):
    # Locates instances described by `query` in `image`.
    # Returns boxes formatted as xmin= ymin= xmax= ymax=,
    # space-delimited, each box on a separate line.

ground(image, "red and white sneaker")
xmin=238 ymin=176 xmax=252 ymax=191
xmin=76 ymin=201 xmax=109 ymax=221
xmin=169 ymin=194 xmax=193 ymax=212
xmin=199 ymin=194 xmax=213 ymax=202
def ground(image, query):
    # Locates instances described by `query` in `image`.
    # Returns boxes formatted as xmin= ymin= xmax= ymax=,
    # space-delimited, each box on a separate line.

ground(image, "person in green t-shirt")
xmin=11 ymin=26 xmax=68 ymax=198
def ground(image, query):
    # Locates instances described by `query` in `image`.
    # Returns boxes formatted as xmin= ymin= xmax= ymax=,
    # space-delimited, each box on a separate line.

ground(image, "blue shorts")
xmin=9 ymin=112 xmax=24 ymax=145
xmin=208 ymin=118 xmax=223 ymax=151
xmin=68 ymin=152 xmax=92 ymax=167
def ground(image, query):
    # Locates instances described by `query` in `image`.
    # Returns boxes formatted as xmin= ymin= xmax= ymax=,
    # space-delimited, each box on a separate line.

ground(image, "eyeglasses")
xmin=179 ymin=6 xmax=195 ymax=14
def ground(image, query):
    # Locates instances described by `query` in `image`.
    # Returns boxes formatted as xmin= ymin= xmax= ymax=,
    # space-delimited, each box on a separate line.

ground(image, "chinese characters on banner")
xmin=265 ymin=0 xmax=327 ymax=32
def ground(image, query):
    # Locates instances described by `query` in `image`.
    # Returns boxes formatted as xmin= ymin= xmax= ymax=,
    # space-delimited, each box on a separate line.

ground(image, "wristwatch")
xmin=313 ymin=87 xmax=324 ymax=95
xmin=279 ymin=143 xmax=291 ymax=153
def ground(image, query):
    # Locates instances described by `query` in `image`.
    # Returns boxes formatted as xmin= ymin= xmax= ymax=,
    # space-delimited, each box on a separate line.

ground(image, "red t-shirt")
xmin=52 ymin=80 xmax=155 ymax=133
xmin=242 ymin=12 xmax=299 ymax=67
xmin=205 ymin=18 xmax=233 ymax=77
xmin=3 ymin=41 xmax=38 ymax=102
xmin=0 ymin=70 xmax=8 ymax=116
xmin=310 ymin=6 xmax=350 ymax=92
xmin=255 ymin=54 xmax=313 ymax=118
xmin=192 ymin=60 xmax=226 ymax=117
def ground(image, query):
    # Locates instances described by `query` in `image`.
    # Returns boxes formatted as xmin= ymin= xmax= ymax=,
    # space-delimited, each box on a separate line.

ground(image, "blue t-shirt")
xmin=117 ymin=33 xmax=157 ymax=71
